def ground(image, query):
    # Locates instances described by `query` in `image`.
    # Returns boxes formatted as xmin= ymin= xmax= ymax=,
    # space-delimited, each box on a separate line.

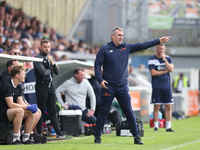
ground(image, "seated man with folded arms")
xmin=0 ymin=66 xmax=40 ymax=144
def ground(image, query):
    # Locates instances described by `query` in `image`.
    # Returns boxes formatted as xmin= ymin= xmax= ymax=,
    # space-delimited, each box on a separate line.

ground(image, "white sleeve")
xmin=55 ymin=80 xmax=68 ymax=107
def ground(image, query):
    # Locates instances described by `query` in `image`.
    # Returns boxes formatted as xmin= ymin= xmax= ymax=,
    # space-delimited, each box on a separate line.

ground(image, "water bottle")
xmin=140 ymin=121 xmax=144 ymax=137
xmin=50 ymin=128 xmax=56 ymax=138
xmin=158 ymin=111 xmax=162 ymax=120
xmin=84 ymin=124 xmax=90 ymax=136
xmin=116 ymin=122 xmax=121 ymax=136
xmin=42 ymin=127 xmax=48 ymax=136
xmin=108 ymin=124 xmax=111 ymax=134
xmin=89 ymin=124 xmax=93 ymax=135
xmin=151 ymin=111 xmax=162 ymax=120
xmin=104 ymin=124 xmax=111 ymax=134
xmin=92 ymin=124 xmax=96 ymax=135
xmin=106 ymin=124 xmax=109 ymax=134
xmin=42 ymin=127 xmax=48 ymax=143
xmin=137 ymin=120 xmax=144 ymax=137
xmin=150 ymin=112 xmax=153 ymax=119
xmin=137 ymin=121 xmax=141 ymax=136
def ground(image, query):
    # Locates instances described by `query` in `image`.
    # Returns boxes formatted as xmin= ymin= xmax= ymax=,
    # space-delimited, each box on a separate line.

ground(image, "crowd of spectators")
xmin=0 ymin=1 xmax=100 ymax=61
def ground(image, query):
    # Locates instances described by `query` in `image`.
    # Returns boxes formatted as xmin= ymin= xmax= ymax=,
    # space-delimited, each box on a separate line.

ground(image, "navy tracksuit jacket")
xmin=94 ymin=39 xmax=160 ymax=137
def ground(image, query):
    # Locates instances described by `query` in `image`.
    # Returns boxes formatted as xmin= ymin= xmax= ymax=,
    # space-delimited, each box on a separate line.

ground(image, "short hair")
xmin=10 ymin=66 xmax=24 ymax=78
xmin=8 ymin=46 xmax=18 ymax=53
xmin=41 ymin=39 xmax=50 ymax=45
xmin=74 ymin=67 xmax=84 ymax=75
xmin=111 ymin=27 xmax=123 ymax=35
xmin=6 ymin=59 xmax=18 ymax=69
xmin=155 ymin=44 xmax=165 ymax=50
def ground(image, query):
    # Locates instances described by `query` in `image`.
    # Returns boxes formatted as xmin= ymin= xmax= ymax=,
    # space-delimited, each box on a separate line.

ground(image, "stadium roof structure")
xmin=0 ymin=53 xmax=42 ymax=71
xmin=0 ymin=54 xmax=93 ymax=89
xmin=54 ymin=60 xmax=93 ymax=89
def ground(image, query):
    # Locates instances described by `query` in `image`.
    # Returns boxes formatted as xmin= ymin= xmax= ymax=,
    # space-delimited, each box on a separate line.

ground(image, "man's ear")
xmin=8 ymin=66 xmax=12 ymax=72
xmin=15 ymin=73 xmax=20 ymax=79
xmin=111 ymin=34 xmax=114 ymax=40
xmin=74 ymin=73 xmax=77 ymax=78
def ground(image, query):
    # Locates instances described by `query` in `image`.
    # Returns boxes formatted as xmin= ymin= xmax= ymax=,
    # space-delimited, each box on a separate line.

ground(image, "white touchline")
xmin=163 ymin=140 xmax=200 ymax=150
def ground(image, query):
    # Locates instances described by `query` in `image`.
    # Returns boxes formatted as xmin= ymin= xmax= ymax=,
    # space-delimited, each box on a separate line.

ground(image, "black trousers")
xmin=35 ymin=83 xmax=61 ymax=135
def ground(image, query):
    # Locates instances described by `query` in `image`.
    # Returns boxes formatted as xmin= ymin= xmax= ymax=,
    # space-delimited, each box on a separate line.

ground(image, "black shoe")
xmin=12 ymin=140 xmax=23 ymax=145
xmin=94 ymin=137 xmax=101 ymax=144
xmin=134 ymin=136 xmax=143 ymax=145
xmin=166 ymin=128 xmax=175 ymax=132
xmin=154 ymin=127 xmax=158 ymax=132
xmin=56 ymin=132 xmax=66 ymax=138
xmin=23 ymin=138 xmax=34 ymax=144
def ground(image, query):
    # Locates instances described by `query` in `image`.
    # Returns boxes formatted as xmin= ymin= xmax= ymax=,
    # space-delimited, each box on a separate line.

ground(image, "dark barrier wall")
xmin=24 ymin=69 xmax=37 ymax=104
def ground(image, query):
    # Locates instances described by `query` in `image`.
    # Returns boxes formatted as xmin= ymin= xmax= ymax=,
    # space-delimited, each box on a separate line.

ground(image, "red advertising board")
xmin=187 ymin=90 xmax=199 ymax=116
xmin=130 ymin=91 xmax=141 ymax=111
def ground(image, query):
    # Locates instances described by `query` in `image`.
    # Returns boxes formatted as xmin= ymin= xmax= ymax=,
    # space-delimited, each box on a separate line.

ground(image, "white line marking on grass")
xmin=163 ymin=140 xmax=200 ymax=150
xmin=104 ymin=136 xmax=156 ymax=145
xmin=71 ymin=136 xmax=91 ymax=140
xmin=143 ymin=136 xmax=155 ymax=139
xmin=104 ymin=143 xmax=117 ymax=146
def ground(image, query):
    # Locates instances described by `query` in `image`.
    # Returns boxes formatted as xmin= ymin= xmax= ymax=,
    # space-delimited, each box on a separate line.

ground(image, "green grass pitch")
xmin=0 ymin=116 xmax=199 ymax=150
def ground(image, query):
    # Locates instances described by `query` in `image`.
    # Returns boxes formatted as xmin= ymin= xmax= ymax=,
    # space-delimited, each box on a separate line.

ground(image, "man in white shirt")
xmin=56 ymin=67 xmax=96 ymax=124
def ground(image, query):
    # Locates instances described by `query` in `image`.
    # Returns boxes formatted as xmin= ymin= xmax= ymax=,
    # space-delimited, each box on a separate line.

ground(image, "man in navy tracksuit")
xmin=94 ymin=27 xmax=172 ymax=144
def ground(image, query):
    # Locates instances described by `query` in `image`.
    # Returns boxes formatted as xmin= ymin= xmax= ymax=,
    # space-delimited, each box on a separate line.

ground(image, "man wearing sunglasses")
xmin=0 ymin=59 xmax=20 ymax=82
xmin=8 ymin=46 xmax=21 ymax=55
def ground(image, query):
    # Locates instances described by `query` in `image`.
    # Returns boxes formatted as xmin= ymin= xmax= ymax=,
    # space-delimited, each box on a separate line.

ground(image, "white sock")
xmin=22 ymin=133 xmax=30 ymax=142
xmin=166 ymin=121 xmax=171 ymax=129
xmin=13 ymin=133 xmax=20 ymax=142
xmin=154 ymin=122 xmax=159 ymax=128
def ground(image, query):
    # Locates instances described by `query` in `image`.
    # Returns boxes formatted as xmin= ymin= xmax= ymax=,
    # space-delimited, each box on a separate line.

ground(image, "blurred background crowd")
xmin=0 ymin=1 xmax=100 ymax=60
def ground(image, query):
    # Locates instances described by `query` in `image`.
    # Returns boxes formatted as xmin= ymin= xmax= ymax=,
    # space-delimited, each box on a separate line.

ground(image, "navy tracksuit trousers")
xmin=94 ymin=84 xmax=139 ymax=137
